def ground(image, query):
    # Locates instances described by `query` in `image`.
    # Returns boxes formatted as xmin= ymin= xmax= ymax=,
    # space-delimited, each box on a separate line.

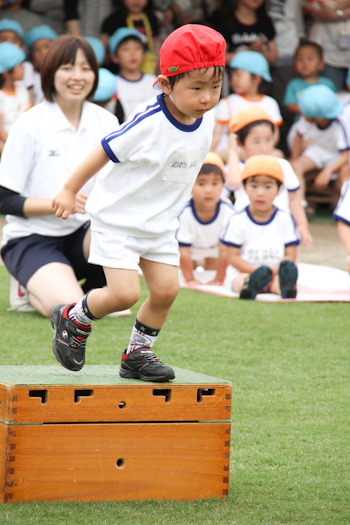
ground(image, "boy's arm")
xmin=226 ymin=244 xmax=255 ymax=274
xmin=207 ymin=244 xmax=228 ymax=285
xmin=53 ymin=144 xmax=109 ymax=219
xmin=314 ymin=150 xmax=349 ymax=189
xmin=179 ymin=246 xmax=200 ymax=287
xmin=337 ymin=220 xmax=350 ymax=273
xmin=210 ymin=122 xmax=224 ymax=152
xmin=290 ymin=132 xmax=305 ymax=160
xmin=288 ymin=190 xmax=313 ymax=246
xmin=226 ymin=132 xmax=243 ymax=190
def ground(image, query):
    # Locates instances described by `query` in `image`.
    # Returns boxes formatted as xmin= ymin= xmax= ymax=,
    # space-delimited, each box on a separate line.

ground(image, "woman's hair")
xmin=41 ymin=35 xmax=99 ymax=102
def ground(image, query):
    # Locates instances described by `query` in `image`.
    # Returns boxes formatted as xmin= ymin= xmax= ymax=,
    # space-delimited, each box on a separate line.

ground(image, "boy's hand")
xmin=313 ymin=168 xmax=332 ymax=189
xmin=185 ymin=279 xmax=201 ymax=288
xmin=52 ymin=188 xmax=79 ymax=219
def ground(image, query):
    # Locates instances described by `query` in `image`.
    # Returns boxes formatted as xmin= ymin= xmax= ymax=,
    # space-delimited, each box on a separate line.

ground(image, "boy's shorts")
xmin=303 ymin=144 xmax=339 ymax=170
xmin=89 ymin=230 xmax=180 ymax=270
xmin=1 ymin=223 xmax=102 ymax=287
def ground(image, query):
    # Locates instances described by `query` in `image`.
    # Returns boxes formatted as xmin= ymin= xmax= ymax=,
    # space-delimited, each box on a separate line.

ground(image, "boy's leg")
xmin=119 ymin=260 xmax=179 ymax=382
xmin=290 ymin=155 xmax=318 ymax=202
xmin=51 ymin=268 xmax=140 ymax=372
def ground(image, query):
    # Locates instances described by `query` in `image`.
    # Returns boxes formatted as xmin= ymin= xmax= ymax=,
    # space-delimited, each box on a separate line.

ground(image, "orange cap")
xmin=202 ymin=152 xmax=226 ymax=174
xmin=241 ymin=155 xmax=284 ymax=184
xmin=229 ymin=106 xmax=274 ymax=133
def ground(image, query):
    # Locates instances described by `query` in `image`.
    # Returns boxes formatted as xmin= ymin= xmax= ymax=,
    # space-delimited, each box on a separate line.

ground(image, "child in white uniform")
xmin=50 ymin=24 xmax=226 ymax=382
xmin=211 ymin=50 xmax=283 ymax=159
xmin=0 ymin=42 xmax=31 ymax=154
xmin=221 ymin=155 xmax=300 ymax=300
xmin=333 ymin=179 xmax=350 ymax=274
xmin=109 ymin=27 xmax=157 ymax=121
xmin=226 ymin=106 xmax=312 ymax=246
xmin=290 ymin=84 xmax=350 ymax=205
xmin=177 ymin=152 xmax=235 ymax=287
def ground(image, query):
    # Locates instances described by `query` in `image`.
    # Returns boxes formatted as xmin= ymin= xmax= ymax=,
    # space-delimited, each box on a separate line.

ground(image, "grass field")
xmin=0 ymin=264 xmax=349 ymax=525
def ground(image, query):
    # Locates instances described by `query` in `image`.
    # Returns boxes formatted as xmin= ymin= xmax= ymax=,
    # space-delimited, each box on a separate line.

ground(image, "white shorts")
xmin=302 ymin=144 xmax=339 ymax=170
xmin=89 ymin=230 xmax=180 ymax=270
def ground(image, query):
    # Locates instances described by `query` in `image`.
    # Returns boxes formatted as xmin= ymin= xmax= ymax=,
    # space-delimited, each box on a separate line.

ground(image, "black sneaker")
xmin=279 ymin=260 xmax=298 ymax=299
xmin=119 ymin=347 xmax=175 ymax=382
xmin=239 ymin=265 xmax=272 ymax=300
xmin=50 ymin=303 xmax=91 ymax=371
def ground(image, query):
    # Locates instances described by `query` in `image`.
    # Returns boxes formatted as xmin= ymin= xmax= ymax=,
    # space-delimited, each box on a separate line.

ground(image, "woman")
xmin=0 ymin=35 xmax=119 ymax=317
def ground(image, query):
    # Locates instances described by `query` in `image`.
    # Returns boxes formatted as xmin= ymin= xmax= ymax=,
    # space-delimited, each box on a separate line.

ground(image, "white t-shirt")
xmin=215 ymin=93 xmax=283 ymax=126
xmin=221 ymin=206 xmax=300 ymax=275
xmin=333 ymin=178 xmax=350 ymax=224
xmin=86 ymin=94 xmax=214 ymax=238
xmin=0 ymin=100 xmax=118 ymax=245
xmin=0 ymin=85 xmax=31 ymax=133
xmin=177 ymin=197 xmax=235 ymax=260
xmin=294 ymin=107 xmax=350 ymax=168
xmin=232 ymin=157 xmax=300 ymax=213
xmin=116 ymin=73 xmax=157 ymax=120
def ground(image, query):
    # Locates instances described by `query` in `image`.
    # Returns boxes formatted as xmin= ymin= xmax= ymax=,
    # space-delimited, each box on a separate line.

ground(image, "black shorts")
xmin=1 ymin=223 xmax=105 ymax=289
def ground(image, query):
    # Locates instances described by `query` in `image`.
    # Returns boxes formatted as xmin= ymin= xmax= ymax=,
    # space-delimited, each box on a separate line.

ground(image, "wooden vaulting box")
xmin=0 ymin=365 xmax=232 ymax=503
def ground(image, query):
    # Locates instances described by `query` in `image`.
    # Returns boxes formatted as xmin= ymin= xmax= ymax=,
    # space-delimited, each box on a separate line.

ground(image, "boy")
xmin=25 ymin=25 xmax=57 ymax=105
xmin=226 ymin=106 xmax=313 ymax=246
xmin=177 ymin=152 xmax=235 ymax=287
xmin=0 ymin=42 xmax=31 ymax=154
xmin=108 ymin=27 xmax=157 ymax=121
xmin=333 ymin=179 xmax=350 ymax=274
xmin=290 ymin=84 xmax=350 ymax=207
xmin=211 ymin=50 xmax=283 ymax=160
xmin=283 ymin=40 xmax=336 ymax=120
xmin=221 ymin=155 xmax=300 ymax=300
xmin=50 ymin=24 xmax=226 ymax=382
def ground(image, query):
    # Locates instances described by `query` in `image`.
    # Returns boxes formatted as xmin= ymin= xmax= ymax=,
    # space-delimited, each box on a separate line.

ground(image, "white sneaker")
xmin=8 ymin=275 xmax=35 ymax=312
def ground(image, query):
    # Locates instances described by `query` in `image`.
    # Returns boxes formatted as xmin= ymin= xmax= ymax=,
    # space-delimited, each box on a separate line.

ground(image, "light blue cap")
xmin=298 ymin=85 xmax=344 ymax=119
xmin=229 ymin=50 xmax=272 ymax=82
xmin=25 ymin=25 xmax=57 ymax=50
xmin=84 ymin=36 xmax=106 ymax=65
xmin=93 ymin=68 xmax=117 ymax=102
xmin=109 ymin=27 xmax=145 ymax=55
xmin=0 ymin=18 xmax=24 ymax=39
xmin=0 ymin=42 xmax=26 ymax=73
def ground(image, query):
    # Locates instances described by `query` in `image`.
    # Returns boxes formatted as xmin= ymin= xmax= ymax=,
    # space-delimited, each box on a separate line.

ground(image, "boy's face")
xmin=31 ymin=38 xmax=52 ymax=69
xmin=159 ymin=67 xmax=223 ymax=125
xmin=192 ymin=171 xmax=224 ymax=210
xmin=245 ymin=175 xmax=279 ymax=214
xmin=230 ymin=68 xmax=259 ymax=95
xmin=113 ymin=38 xmax=144 ymax=72
xmin=305 ymin=116 xmax=331 ymax=128
xmin=294 ymin=46 xmax=323 ymax=78
xmin=0 ymin=30 xmax=23 ymax=47
xmin=242 ymin=123 xmax=275 ymax=157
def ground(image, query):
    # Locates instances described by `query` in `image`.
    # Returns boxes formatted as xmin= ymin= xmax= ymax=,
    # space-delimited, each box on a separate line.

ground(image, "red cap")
xmin=159 ymin=24 xmax=226 ymax=77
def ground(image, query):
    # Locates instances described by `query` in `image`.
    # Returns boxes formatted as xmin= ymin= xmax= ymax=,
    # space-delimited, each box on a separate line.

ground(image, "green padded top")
xmin=0 ymin=365 xmax=231 ymax=386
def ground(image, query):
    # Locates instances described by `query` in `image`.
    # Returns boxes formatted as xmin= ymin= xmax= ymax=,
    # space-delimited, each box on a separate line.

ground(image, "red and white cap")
xmin=159 ymin=24 xmax=226 ymax=77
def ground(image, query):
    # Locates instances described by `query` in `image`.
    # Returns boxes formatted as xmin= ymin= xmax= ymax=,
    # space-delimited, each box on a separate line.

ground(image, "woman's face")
xmin=53 ymin=48 xmax=95 ymax=104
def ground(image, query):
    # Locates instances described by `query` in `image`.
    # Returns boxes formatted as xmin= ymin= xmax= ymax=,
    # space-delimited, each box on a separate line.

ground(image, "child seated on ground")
xmin=226 ymin=106 xmax=313 ymax=246
xmin=220 ymin=155 xmax=300 ymax=300
xmin=25 ymin=25 xmax=57 ymax=105
xmin=0 ymin=42 xmax=32 ymax=154
xmin=108 ymin=27 xmax=157 ymax=122
xmin=289 ymin=85 xmax=350 ymax=212
xmin=333 ymin=179 xmax=350 ymax=274
xmin=0 ymin=18 xmax=34 ymax=94
xmin=177 ymin=152 xmax=235 ymax=287
xmin=283 ymin=39 xmax=336 ymax=151
xmin=211 ymin=50 xmax=283 ymax=161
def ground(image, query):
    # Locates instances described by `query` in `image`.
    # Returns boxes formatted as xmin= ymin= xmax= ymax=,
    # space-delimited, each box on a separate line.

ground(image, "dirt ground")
xmin=0 ymin=217 xmax=347 ymax=270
